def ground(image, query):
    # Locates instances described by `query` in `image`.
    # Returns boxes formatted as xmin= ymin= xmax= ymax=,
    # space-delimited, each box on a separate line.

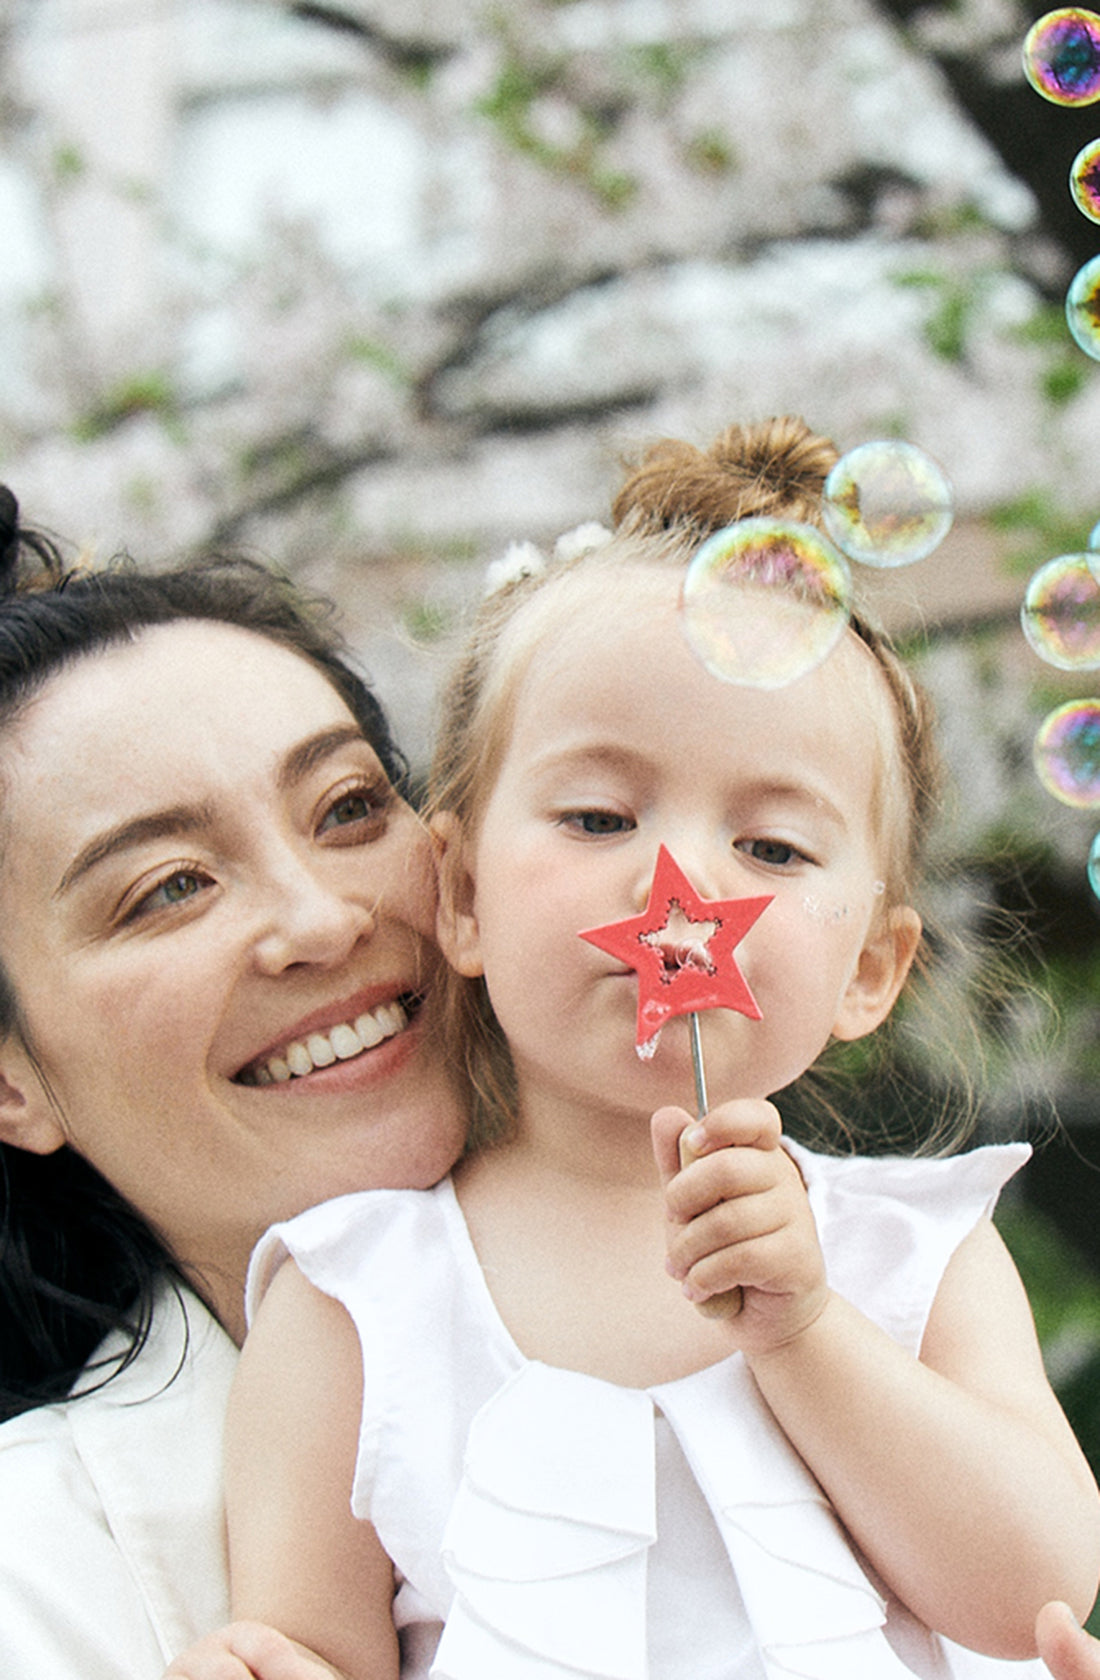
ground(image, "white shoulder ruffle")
xmin=787 ymin=1140 xmax=1031 ymax=1353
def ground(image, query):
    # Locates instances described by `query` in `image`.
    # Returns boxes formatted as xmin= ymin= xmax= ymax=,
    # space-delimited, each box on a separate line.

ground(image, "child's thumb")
xmin=651 ymin=1105 xmax=694 ymax=1184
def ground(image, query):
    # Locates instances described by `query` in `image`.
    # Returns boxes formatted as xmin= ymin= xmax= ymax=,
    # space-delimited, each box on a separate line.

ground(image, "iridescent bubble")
xmin=1021 ymin=555 xmax=1100 ymax=669
xmin=1066 ymin=254 xmax=1100 ymax=359
xmin=1024 ymin=9 xmax=1100 ymax=105
xmin=680 ymin=519 xmax=852 ymax=689
xmin=1071 ymin=137 xmax=1100 ymax=221
xmin=822 ymin=441 xmax=954 ymax=569
xmin=1034 ymin=698 xmax=1100 ymax=806
xmin=1088 ymin=831 xmax=1100 ymax=899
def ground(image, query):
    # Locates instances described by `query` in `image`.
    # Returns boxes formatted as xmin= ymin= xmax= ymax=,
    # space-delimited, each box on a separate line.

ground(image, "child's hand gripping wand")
xmin=580 ymin=845 xmax=772 ymax=1320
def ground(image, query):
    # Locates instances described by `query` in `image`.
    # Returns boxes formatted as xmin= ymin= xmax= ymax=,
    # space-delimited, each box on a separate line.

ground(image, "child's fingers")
xmin=651 ymin=1099 xmax=782 ymax=1186
xmin=1036 ymin=1601 xmax=1100 ymax=1680
xmin=164 ymin=1624 xmax=340 ymax=1680
xmin=687 ymin=1098 xmax=783 ymax=1156
xmin=651 ymin=1105 xmax=694 ymax=1183
xmin=665 ymin=1183 xmax=794 ymax=1282
xmin=664 ymin=1130 xmax=790 ymax=1227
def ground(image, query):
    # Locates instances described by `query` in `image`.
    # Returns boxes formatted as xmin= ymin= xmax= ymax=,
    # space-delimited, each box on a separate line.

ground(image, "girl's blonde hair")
xmin=430 ymin=416 xmax=977 ymax=1158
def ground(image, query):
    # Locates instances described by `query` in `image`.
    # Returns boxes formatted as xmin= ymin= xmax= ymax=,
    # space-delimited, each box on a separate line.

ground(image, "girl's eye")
xmin=317 ymin=781 xmax=392 ymax=838
xmin=562 ymin=810 xmax=634 ymax=836
xmin=735 ymin=837 xmax=806 ymax=868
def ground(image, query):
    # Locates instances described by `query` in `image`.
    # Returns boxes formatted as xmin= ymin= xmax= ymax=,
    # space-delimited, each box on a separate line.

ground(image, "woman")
xmin=0 ymin=494 xmax=467 ymax=1679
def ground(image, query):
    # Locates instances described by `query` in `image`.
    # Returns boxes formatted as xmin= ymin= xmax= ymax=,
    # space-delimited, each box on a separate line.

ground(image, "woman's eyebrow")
xmin=54 ymin=804 xmax=216 ymax=898
xmin=276 ymin=724 xmax=368 ymax=791
xmin=55 ymin=725 xmax=371 ymax=898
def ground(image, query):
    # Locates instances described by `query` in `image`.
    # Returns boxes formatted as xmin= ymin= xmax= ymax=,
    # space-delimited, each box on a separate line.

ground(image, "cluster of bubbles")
xmin=1024 ymin=12 xmax=1100 ymax=897
xmin=679 ymin=440 xmax=954 ymax=690
xmin=1025 ymin=10 xmax=1100 ymax=356
xmin=1026 ymin=536 xmax=1100 ymax=898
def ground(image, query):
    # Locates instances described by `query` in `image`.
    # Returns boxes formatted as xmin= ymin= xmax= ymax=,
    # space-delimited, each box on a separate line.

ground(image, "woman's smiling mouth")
xmin=236 ymin=994 xmax=421 ymax=1085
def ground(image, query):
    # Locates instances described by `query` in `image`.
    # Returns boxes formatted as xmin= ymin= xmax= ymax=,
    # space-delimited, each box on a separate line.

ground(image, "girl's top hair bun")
xmin=0 ymin=488 xmax=68 ymax=597
xmin=611 ymin=415 xmax=839 ymax=539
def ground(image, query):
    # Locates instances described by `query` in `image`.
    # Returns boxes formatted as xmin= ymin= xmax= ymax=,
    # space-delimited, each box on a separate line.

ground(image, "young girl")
xmin=168 ymin=419 xmax=1100 ymax=1680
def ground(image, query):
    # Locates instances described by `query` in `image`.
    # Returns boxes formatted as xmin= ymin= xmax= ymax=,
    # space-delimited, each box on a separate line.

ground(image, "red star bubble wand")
xmin=580 ymin=845 xmax=772 ymax=1318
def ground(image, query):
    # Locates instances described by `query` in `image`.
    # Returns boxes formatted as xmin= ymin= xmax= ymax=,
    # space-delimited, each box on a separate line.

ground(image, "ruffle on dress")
xmin=434 ymin=1363 xmax=656 ymax=1678
xmin=655 ymin=1360 xmax=919 ymax=1680
xmin=433 ymin=1360 xmax=921 ymax=1680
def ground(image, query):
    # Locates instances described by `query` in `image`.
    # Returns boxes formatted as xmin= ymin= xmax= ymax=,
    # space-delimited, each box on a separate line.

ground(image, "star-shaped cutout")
xmin=579 ymin=845 xmax=773 ymax=1053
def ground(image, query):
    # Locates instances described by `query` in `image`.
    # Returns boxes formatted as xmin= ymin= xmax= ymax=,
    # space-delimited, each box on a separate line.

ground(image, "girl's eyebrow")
xmin=530 ymin=743 xmax=850 ymax=830
xmin=528 ymin=740 xmax=646 ymax=778
xmin=54 ymin=724 xmax=369 ymax=898
xmin=744 ymin=778 xmax=849 ymax=831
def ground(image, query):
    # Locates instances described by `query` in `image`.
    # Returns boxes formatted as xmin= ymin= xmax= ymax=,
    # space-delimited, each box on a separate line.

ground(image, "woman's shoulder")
xmin=0 ymin=1280 xmax=233 ymax=1433
xmin=0 ymin=1283 xmax=235 ymax=1668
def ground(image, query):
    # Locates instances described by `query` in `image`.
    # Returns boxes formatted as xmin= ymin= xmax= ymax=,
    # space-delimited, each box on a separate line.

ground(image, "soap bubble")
xmin=1089 ymin=518 xmax=1100 ymax=552
xmin=1068 ymin=274 xmax=1100 ymax=377
xmin=1024 ymin=9 xmax=1100 ymax=105
xmin=1034 ymin=698 xmax=1100 ymax=805
xmin=1089 ymin=831 xmax=1100 ymax=898
xmin=680 ymin=519 xmax=852 ymax=689
xmin=1066 ymin=254 xmax=1100 ymax=358
xmin=822 ymin=441 xmax=954 ymax=568
xmin=1071 ymin=137 xmax=1100 ymax=221
xmin=1021 ymin=555 xmax=1100 ymax=669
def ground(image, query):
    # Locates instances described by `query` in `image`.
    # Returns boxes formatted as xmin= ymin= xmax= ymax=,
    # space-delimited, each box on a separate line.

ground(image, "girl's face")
xmin=0 ymin=621 xmax=464 ymax=1333
xmin=442 ymin=572 xmax=920 ymax=1128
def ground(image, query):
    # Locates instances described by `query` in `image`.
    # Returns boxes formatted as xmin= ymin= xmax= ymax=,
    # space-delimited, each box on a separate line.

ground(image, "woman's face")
xmin=0 ymin=621 xmax=464 ymax=1333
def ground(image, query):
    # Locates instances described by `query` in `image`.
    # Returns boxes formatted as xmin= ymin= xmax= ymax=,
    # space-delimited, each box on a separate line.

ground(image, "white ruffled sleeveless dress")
xmin=247 ymin=1140 xmax=1046 ymax=1680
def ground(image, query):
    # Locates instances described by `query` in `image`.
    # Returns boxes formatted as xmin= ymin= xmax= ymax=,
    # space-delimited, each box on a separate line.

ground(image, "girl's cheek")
xmin=799 ymin=893 xmax=857 ymax=927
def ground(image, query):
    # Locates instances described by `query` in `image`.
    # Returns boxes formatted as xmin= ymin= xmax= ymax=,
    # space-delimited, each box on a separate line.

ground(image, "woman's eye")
xmin=160 ymin=871 xmax=202 ymax=903
xmin=563 ymin=810 xmax=633 ymax=836
xmin=125 ymin=868 xmax=210 ymax=922
xmin=317 ymin=783 xmax=391 ymax=837
xmin=736 ymin=837 xmax=805 ymax=867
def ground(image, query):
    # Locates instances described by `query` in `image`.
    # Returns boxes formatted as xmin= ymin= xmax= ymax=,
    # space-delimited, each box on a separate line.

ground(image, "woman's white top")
xmin=249 ymin=1140 xmax=1046 ymax=1680
xmin=0 ymin=1283 xmax=236 ymax=1680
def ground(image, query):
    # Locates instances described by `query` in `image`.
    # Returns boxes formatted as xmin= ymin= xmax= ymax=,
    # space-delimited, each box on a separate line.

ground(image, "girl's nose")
xmin=250 ymin=856 xmax=375 ymax=975
xmin=632 ymin=840 xmax=721 ymax=913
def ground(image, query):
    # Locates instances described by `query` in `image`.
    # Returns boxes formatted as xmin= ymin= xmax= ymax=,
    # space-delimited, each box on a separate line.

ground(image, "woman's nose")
xmin=250 ymin=855 xmax=375 ymax=975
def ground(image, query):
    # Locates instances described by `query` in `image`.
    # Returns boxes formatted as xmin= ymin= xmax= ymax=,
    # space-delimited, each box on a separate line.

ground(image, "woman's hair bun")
xmin=611 ymin=415 xmax=839 ymax=539
xmin=0 ymin=486 xmax=20 ymax=596
xmin=0 ymin=488 xmax=68 ymax=597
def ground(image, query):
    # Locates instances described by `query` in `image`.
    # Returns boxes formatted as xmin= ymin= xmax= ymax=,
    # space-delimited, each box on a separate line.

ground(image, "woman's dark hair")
xmin=0 ymin=490 xmax=406 ymax=1420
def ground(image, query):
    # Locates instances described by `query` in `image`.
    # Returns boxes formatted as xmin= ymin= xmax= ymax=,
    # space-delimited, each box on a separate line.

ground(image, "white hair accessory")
xmin=553 ymin=521 xmax=614 ymax=563
xmin=483 ymin=540 xmax=547 ymax=596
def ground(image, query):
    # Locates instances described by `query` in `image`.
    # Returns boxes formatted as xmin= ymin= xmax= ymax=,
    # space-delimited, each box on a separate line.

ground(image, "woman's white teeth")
xmin=287 ymin=1041 xmax=314 ymax=1077
xmin=306 ymin=1033 xmax=336 ymax=1068
xmin=330 ymin=1024 xmax=362 ymax=1059
xmin=355 ymin=1009 xmax=385 ymax=1049
xmin=250 ymin=1001 xmax=408 ymax=1083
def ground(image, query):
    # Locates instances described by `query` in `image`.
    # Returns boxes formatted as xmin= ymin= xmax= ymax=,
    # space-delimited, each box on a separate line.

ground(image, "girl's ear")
xmin=0 ymin=1046 xmax=67 ymax=1155
xmin=430 ymin=811 xmax=485 ymax=978
xmin=831 ymin=906 xmax=922 ymax=1044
